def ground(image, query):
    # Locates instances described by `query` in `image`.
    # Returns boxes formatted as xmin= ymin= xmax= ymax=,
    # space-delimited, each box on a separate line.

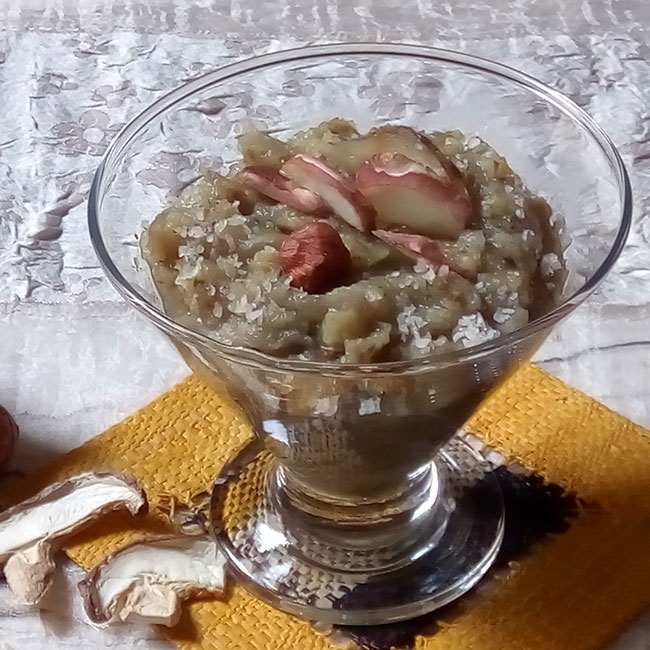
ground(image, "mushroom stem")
xmin=0 ymin=472 xmax=147 ymax=605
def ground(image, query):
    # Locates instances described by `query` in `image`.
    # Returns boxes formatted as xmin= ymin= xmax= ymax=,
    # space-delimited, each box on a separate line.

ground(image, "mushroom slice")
xmin=281 ymin=154 xmax=376 ymax=232
xmin=237 ymin=166 xmax=325 ymax=214
xmin=79 ymin=536 xmax=227 ymax=627
xmin=0 ymin=472 xmax=146 ymax=605
xmin=357 ymin=154 xmax=471 ymax=239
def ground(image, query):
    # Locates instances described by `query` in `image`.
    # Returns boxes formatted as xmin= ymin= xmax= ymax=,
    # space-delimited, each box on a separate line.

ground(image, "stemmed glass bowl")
xmin=88 ymin=44 xmax=631 ymax=625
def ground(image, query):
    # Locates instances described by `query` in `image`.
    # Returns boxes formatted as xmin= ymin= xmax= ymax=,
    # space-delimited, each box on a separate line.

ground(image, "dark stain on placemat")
xmin=332 ymin=466 xmax=578 ymax=650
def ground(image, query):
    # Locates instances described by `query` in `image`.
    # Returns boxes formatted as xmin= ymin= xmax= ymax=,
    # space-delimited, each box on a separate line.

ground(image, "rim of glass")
xmin=88 ymin=42 xmax=632 ymax=374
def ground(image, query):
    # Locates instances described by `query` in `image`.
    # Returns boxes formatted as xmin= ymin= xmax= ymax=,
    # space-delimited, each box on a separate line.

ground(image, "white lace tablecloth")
xmin=1 ymin=0 xmax=649 ymax=648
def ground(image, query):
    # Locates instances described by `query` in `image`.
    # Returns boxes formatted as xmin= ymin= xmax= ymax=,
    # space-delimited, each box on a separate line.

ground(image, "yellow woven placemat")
xmin=15 ymin=363 xmax=650 ymax=650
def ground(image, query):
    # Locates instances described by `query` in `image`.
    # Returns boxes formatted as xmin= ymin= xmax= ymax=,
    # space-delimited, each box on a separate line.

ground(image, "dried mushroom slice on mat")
xmin=0 ymin=472 xmax=146 ymax=604
xmin=79 ymin=536 xmax=227 ymax=627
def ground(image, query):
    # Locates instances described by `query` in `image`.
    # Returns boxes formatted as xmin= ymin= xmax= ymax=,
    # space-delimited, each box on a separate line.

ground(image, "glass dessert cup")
xmin=88 ymin=44 xmax=631 ymax=625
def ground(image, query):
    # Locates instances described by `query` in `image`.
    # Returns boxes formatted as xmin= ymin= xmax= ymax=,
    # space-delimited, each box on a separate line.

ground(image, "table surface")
xmin=1 ymin=0 xmax=650 ymax=648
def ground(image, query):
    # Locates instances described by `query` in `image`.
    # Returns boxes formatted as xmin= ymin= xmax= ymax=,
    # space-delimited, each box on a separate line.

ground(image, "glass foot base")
xmin=210 ymin=436 xmax=504 ymax=626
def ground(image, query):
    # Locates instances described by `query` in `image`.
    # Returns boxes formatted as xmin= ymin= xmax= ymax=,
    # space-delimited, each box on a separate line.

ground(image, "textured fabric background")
xmin=0 ymin=1 xmax=649 ymax=648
